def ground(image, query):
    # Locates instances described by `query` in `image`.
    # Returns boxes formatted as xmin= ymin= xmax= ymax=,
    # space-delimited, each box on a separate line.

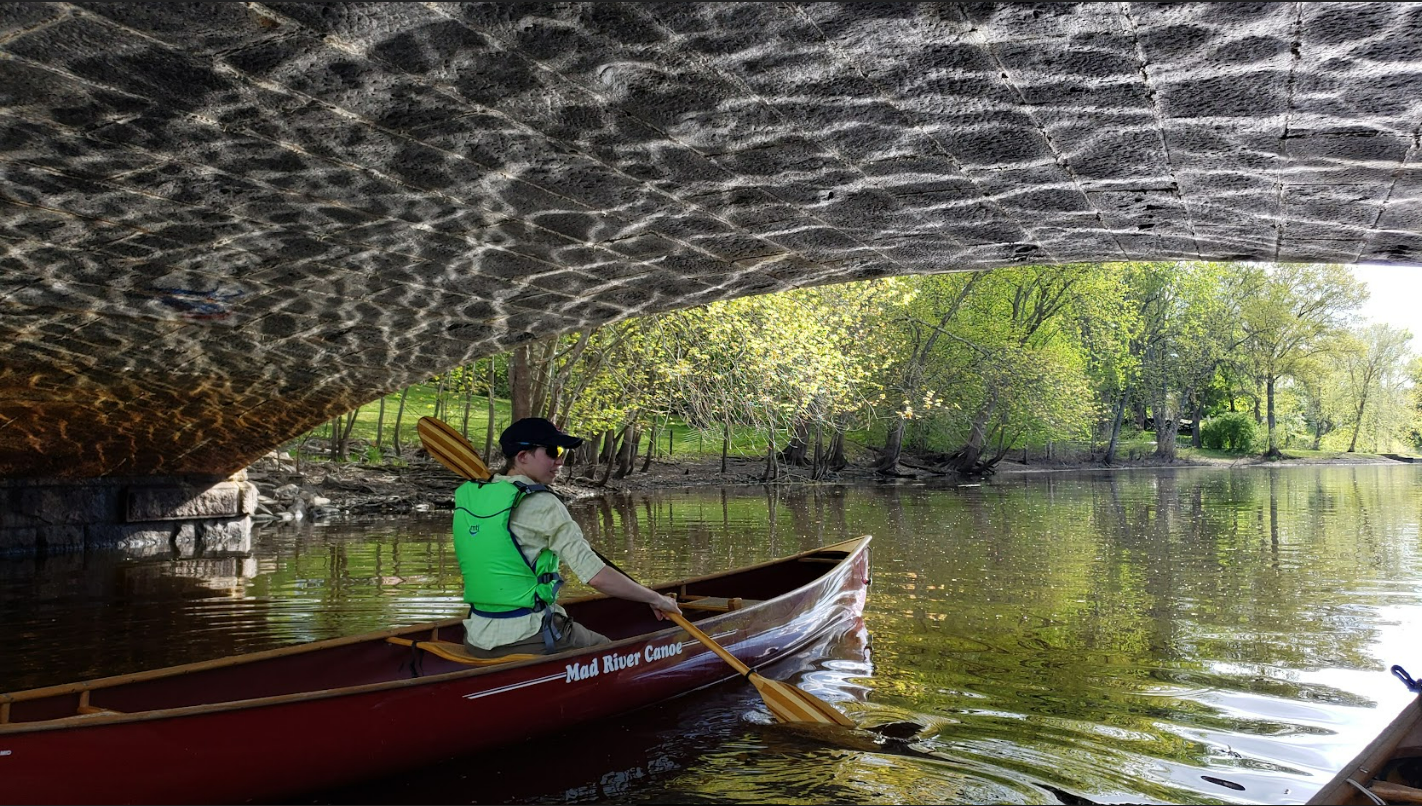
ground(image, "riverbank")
xmin=243 ymin=447 xmax=1417 ymax=523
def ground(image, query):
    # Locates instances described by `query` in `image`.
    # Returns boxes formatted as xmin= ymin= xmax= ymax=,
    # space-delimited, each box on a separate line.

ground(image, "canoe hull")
xmin=0 ymin=539 xmax=870 ymax=804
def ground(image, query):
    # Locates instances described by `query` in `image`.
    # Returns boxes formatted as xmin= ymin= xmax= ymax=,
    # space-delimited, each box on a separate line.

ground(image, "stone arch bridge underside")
xmin=4 ymin=1 xmax=1422 ymax=481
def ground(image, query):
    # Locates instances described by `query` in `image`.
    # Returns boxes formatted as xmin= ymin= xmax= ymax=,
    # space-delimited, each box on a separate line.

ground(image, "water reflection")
xmin=1 ymin=465 xmax=1419 ymax=804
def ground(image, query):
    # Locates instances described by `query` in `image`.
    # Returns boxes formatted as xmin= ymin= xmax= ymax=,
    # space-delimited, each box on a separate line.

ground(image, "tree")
xmin=1125 ymin=262 xmax=1257 ymax=461
xmin=1408 ymin=355 xmax=1422 ymax=450
xmin=1238 ymin=264 xmax=1366 ymax=458
xmin=654 ymin=282 xmax=888 ymax=482
xmin=1339 ymin=324 xmax=1413 ymax=452
xmin=1291 ymin=353 xmax=1347 ymax=450
xmin=942 ymin=264 xmax=1115 ymax=474
xmin=1077 ymin=265 xmax=1141 ymax=466
xmin=873 ymin=273 xmax=980 ymax=473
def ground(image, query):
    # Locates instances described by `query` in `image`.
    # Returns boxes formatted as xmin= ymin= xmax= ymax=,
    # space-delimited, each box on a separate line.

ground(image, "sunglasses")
xmin=517 ymin=443 xmax=566 ymax=459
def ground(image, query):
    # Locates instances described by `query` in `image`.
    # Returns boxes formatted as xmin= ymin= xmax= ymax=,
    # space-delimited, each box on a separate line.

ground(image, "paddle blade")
xmin=416 ymin=417 xmax=491 ymax=481
xmin=750 ymin=674 xmax=855 ymax=726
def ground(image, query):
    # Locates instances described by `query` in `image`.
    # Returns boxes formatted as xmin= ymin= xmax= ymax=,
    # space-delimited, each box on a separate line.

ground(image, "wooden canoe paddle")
xmin=414 ymin=416 xmax=855 ymax=727
xmin=417 ymin=416 xmax=492 ymax=481
xmin=666 ymin=611 xmax=854 ymax=726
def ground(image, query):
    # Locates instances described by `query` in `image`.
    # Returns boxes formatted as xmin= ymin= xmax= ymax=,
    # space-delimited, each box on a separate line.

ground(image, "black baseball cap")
xmin=499 ymin=417 xmax=585 ymax=456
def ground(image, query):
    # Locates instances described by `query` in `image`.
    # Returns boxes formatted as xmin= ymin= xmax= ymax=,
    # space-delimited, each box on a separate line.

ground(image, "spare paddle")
xmin=417 ymin=416 xmax=491 ymax=480
xmin=413 ymin=416 xmax=855 ymax=727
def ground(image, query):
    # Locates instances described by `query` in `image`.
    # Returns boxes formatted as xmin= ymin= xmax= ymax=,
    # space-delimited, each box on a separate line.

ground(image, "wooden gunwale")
xmin=1307 ymin=694 xmax=1422 ymax=804
xmin=0 ymin=536 xmax=868 ymax=736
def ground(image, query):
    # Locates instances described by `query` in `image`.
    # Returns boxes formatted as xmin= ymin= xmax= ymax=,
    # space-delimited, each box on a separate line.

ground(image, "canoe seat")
xmin=678 ymin=596 xmax=761 ymax=613
xmin=386 ymin=637 xmax=539 ymax=666
xmin=75 ymin=691 xmax=121 ymax=716
xmin=75 ymin=705 xmax=122 ymax=716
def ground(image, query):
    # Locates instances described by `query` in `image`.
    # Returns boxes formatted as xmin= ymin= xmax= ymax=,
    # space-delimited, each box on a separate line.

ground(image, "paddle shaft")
xmin=667 ymin=612 xmax=752 ymax=677
xmin=589 ymin=554 xmax=766 ymax=683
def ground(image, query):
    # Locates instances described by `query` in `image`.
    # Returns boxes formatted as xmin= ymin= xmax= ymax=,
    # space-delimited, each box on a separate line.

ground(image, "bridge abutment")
xmin=0 ymin=474 xmax=255 ymax=557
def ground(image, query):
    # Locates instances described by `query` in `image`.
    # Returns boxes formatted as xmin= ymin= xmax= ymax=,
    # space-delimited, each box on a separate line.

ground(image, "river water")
xmin=2 ymin=464 xmax=1419 ymax=804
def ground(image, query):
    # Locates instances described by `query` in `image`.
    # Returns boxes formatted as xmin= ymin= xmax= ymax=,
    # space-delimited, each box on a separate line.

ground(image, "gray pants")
xmin=463 ymin=613 xmax=610 ymax=658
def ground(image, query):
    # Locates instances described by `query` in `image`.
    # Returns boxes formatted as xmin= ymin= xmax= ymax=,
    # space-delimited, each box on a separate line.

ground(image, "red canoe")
xmin=0 ymin=536 xmax=871 ymax=805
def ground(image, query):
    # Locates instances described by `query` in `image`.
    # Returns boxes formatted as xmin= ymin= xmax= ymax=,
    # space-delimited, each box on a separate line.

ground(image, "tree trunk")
xmin=543 ymin=331 xmax=592 ymax=424
xmin=599 ymin=429 xmax=619 ymax=467
xmin=376 ymin=396 xmax=386 ymax=454
xmin=1191 ymin=395 xmax=1205 ymax=449
xmin=527 ymin=337 xmax=556 ymax=425
xmin=949 ymin=402 xmax=995 ymax=474
xmin=510 ymin=343 xmax=532 ymax=421
xmin=985 ymin=428 xmax=1016 ymax=470
xmin=779 ymin=418 xmax=811 ymax=466
xmin=578 ymin=432 xmax=603 ymax=481
xmin=762 ymin=428 xmax=779 ymax=483
xmin=330 ymin=414 xmax=344 ymax=461
xmin=461 ymin=369 xmax=474 ymax=437
xmin=1155 ymin=417 xmax=1179 ymax=461
xmin=614 ymin=425 xmax=638 ymax=479
xmin=810 ymin=422 xmax=825 ymax=480
xmin=1104 ymin=391 xmax=1126 ymax=465
xmin=544 ymin=376 xmax=562 ymax=422
xmin=1265 ymin=376 xmax=1282 ymax=458
xmin=721 ymin=417 xmax=731 ymax=475
xmin=340 ymin=406 xmax=359 ymax=460
xmin=597 ymin=430 xmax=622 ymax=486
xmin=429 ymin=372 xmax=446 ymax=423
xmin=828 ymin=428 xmax=847 ymax=471
xmin=392 ymin=387 xmax=410 ymax=458
xmin=640 ymin=423 xmax=656 ymax=473
xmin=877 ymin=418 xmax=906 ymax=472
xmin=1348 ymin=389 xmax=1370 ymax=452
xmin=485 ymin=359 xmax=496 ymax=460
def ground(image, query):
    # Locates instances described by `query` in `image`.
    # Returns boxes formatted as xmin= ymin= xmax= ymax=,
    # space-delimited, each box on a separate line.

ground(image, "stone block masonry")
xmin=2 ymin=3 xmax=1421 ymax=485
xmin=0 ymin=474 xmax=255 ymax=556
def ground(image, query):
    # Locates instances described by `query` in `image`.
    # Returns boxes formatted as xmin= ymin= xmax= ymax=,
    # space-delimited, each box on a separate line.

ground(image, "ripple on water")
xmin=6 ymin=469 xmax=1422 ymax=805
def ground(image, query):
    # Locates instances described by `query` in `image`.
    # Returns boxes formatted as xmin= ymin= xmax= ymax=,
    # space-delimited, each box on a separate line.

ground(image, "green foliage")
xmin=1200 ymin=413 xmax=1260 ymax=453
xmin=285 ymin=261 xmax=1418 ymax=470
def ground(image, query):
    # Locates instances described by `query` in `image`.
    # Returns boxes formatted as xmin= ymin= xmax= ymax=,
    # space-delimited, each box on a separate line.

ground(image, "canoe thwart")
xmin=678 ymin=596 xmax=761 ymax=613
xmin=385 ymin=637 xmax=539 ymax=666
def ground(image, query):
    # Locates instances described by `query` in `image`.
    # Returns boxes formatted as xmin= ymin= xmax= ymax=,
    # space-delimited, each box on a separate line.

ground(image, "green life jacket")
xmin=452 ymin=479 xmax=563 ymax=617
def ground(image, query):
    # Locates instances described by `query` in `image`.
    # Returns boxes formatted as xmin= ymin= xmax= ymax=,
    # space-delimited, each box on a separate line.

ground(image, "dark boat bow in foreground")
xmin=1306 ymin=673 xmax=1422 ymax=805
xmin=0 ymin=536 xmax=872 ymax=805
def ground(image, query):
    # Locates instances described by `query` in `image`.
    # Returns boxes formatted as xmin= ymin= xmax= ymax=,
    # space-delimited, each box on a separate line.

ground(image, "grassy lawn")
xmin=283 ymin=386 xmax=1420 ymax=468
xmin=281 ymin=382 xmax=837 ymax=465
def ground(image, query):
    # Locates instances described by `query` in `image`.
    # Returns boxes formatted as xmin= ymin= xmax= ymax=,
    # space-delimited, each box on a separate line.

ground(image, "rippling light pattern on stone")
xmin=2 ymin=3 xmax=1420 ymax=478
